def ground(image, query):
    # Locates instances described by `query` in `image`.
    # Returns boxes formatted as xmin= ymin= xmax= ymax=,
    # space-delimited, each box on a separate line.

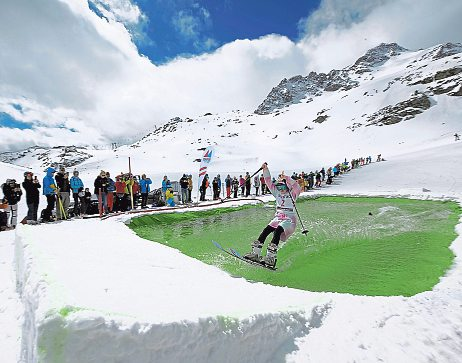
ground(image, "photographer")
xmin=2 ymin=178 xmax=23 ymax=228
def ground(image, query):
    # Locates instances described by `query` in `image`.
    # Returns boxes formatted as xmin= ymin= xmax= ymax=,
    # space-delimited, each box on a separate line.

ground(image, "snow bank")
xmin=14 ymin=218 xmax=331 ymax=362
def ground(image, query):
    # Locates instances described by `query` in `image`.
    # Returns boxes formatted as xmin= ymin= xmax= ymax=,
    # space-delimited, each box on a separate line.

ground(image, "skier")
xmin=2 ymin=178 xmax=23 ymax=228
xmin=22 ymin=172 xmax=41 ymax=224
xmin=455 ymin=133 xmax=460 ymax=141
xmin=244 ymin=163 xmax=302 ymax=268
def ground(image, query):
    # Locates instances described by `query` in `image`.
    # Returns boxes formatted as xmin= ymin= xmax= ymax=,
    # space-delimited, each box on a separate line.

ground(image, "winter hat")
xmin=73 ymin=170 xmax=79 ymax=176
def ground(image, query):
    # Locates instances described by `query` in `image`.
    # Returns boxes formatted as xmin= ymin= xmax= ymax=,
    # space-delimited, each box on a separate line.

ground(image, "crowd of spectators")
xmin=0 ymin=155 xmax=378 ymax=229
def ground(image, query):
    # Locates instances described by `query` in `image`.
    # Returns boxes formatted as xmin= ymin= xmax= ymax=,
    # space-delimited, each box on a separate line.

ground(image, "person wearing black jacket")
xmin=94 ymin=170 xmax=109 ymax=214
xmin=55 ymin=169 xmax=71 ymax=220
xmin=245 ymin=172 xmax=251 ymax=197
xmin=22 ymin=172 xmax=41 ymax=224
xmin=179 ymin=174 xmax=189 ymax=204
xmin=2 ymin=178 xmax=22 ymax=228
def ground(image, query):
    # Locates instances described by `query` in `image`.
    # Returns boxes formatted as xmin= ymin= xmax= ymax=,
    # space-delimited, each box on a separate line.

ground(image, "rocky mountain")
xmin=255 ymin=42 xmax=461 ymax=116
xmin=0 ymin=146 xmax=94 ymax=170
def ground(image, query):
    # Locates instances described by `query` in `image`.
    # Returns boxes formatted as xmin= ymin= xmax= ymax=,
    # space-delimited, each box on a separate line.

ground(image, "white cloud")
xmin=0 ymin=0 xmax=461 ymax=152
xmin=298 ymin=0 xmax=462 ymax=71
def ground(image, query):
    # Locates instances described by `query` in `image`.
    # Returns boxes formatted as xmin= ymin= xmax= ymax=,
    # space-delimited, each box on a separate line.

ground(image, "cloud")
xmin=0 ymin=0 xmax=461 ymax=152
xmin=297 ymin=0 xmax=462 ymax=71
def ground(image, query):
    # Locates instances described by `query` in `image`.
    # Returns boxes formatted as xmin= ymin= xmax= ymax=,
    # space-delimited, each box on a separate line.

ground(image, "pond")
xmin=129 ymin=196 xmax=461 ymax=296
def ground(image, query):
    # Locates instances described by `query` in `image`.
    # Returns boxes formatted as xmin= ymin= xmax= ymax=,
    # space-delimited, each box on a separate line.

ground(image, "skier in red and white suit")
xmin=244 ymin=163 xmax=302 ymax=267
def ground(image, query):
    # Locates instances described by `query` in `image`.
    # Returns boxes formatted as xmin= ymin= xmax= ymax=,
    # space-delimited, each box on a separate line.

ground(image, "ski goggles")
xmin=275 ymin=183 xmax=288 ymax=191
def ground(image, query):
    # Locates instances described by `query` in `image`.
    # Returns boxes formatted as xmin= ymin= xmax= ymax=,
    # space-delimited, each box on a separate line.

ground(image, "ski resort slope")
xmin=4 ymin=140 xmax=462 ymax=362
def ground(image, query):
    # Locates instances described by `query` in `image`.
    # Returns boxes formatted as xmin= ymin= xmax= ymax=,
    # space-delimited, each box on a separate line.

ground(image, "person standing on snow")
xmin=179 ymin=174 xmax=189 ymax=204
xmin=212 ymin=177 xmax=219 ymax=200
xmin=70 ymin=170 xmax=84 ymax=217
xmin=55 ymin=168 xmax=70 ymax=219
xmin=455 ymin=133 xmax=460 ymax=141
xmin=2 ymin=178 xmax=23 ymax=228
xmin=140 ymin=174 xmax=152 ymax=208
xmin=22 ymin=172 xmax=41 ymax=224
xmin=42 ymin=167 xmax=57 ymax=222
xmin=232 ymin=177 xmax=239 ymax=198
xmin=106 ymin=172 xmax=115 ymax=213
xmin=244 ymin=163 xmax=302 ymax=268
xmin=245 ymin=172 xmax=251 ymax=197
xmin=225 ymin=174 xmax=232 ymax=198
xmin=253 ymin=175 xmax=260 ymax=196
xmin=94 ymin=170 xmax=109 ymax=214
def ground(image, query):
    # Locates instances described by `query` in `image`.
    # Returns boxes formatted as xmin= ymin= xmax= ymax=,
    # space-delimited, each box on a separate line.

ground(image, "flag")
xmin=198 ymin=146 xmax=214 ymax=187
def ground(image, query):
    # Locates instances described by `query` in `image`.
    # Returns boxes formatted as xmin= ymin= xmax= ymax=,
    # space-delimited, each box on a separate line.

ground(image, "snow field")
xmin=14 ymin=217 xmax=332 ymax=362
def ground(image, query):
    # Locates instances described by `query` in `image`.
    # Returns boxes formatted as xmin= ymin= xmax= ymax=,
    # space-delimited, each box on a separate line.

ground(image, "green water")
xmin=129 ymin=196 xmax=461 ymax=296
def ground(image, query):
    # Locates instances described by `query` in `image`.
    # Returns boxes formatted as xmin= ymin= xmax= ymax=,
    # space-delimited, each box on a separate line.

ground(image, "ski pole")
xmin=222 ymin=166 xmax=263 ymax=202
xmin=282 ymin=179 xmax=308 ymax=235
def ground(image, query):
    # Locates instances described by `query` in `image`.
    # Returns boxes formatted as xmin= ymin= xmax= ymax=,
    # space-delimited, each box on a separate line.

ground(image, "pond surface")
xmin=129 ymin=196 xmax=460 ymax=296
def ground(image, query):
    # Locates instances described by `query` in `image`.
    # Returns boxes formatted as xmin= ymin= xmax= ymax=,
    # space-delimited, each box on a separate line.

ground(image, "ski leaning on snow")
xmin=212 ymin=240 xmax=277 ymax=271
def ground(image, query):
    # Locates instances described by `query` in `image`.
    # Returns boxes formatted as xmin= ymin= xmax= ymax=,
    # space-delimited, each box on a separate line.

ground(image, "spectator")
xmin=254 ymin=175 xmax=260 ymax=196
xmin=140 ymin=174 xmax=152 ymax=208
xmin=94 ymin=170 xmax=109 ymax=214
xmin=179 ymin=174 xmax=189 ymax=204
xmin=22 ymin=172 xmax=41 ymax=224
xmin=232 ymin=177 xmax=239 ymax=198
xmin=2 ymin=178 xmax=22 ymax=228
xmin=212 ymin=177 xmax=219 ymax=200
xmin=42 ymin=167 xmax=57 ymax=222
xmin=187 ymin=175 xmax=193 ymax=202
xmin=56 ymin=169 xmax=70 ymax=220
xmin=106 ymin=172 xmax=115 ymax=212
xmin=225 ymin=174 xmax=232 ymax=198
xmin=70 ymin=170 xmax=84 ymax=217
xmin=80 ymin=188 xmax=92 ymax=216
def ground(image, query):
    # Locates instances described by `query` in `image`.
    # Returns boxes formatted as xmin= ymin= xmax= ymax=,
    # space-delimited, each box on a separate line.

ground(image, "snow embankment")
xmin=14 ymin=218 xmax=331 ymax=363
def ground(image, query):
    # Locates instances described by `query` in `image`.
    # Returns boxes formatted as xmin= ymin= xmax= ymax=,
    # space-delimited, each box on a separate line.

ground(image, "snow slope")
xmin=6 ymin=141 xmax=462 ymax=362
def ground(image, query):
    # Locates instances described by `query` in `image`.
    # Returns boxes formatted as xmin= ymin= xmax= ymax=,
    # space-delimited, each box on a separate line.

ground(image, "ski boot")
xmin=243 ymin=240 xmax=263 ymax=262
xmin=263 ymin=243 xmax=278 ymax=268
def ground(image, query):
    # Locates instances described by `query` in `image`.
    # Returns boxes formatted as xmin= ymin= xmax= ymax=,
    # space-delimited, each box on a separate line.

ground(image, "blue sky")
xmin=119 ymin=0 xmax=321 ymax=63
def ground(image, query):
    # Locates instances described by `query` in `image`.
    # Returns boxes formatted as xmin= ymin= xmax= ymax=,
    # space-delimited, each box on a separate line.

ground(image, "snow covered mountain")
xmin=1 ymin=42 xmax=461 ymax=179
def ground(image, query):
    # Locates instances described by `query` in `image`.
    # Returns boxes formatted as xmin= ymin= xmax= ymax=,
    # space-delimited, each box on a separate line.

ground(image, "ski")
xmin=212 ymin=241 xmax=276 ymax=271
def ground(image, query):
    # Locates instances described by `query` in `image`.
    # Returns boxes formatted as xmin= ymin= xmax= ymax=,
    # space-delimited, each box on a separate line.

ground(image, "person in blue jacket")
xmin=70 ymin=170 xmax=84 ymax=216
xmin=42 ymin=167 xmax=57 ymax=221
xmin=139 ymin=174 xmax=152 ymax=208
